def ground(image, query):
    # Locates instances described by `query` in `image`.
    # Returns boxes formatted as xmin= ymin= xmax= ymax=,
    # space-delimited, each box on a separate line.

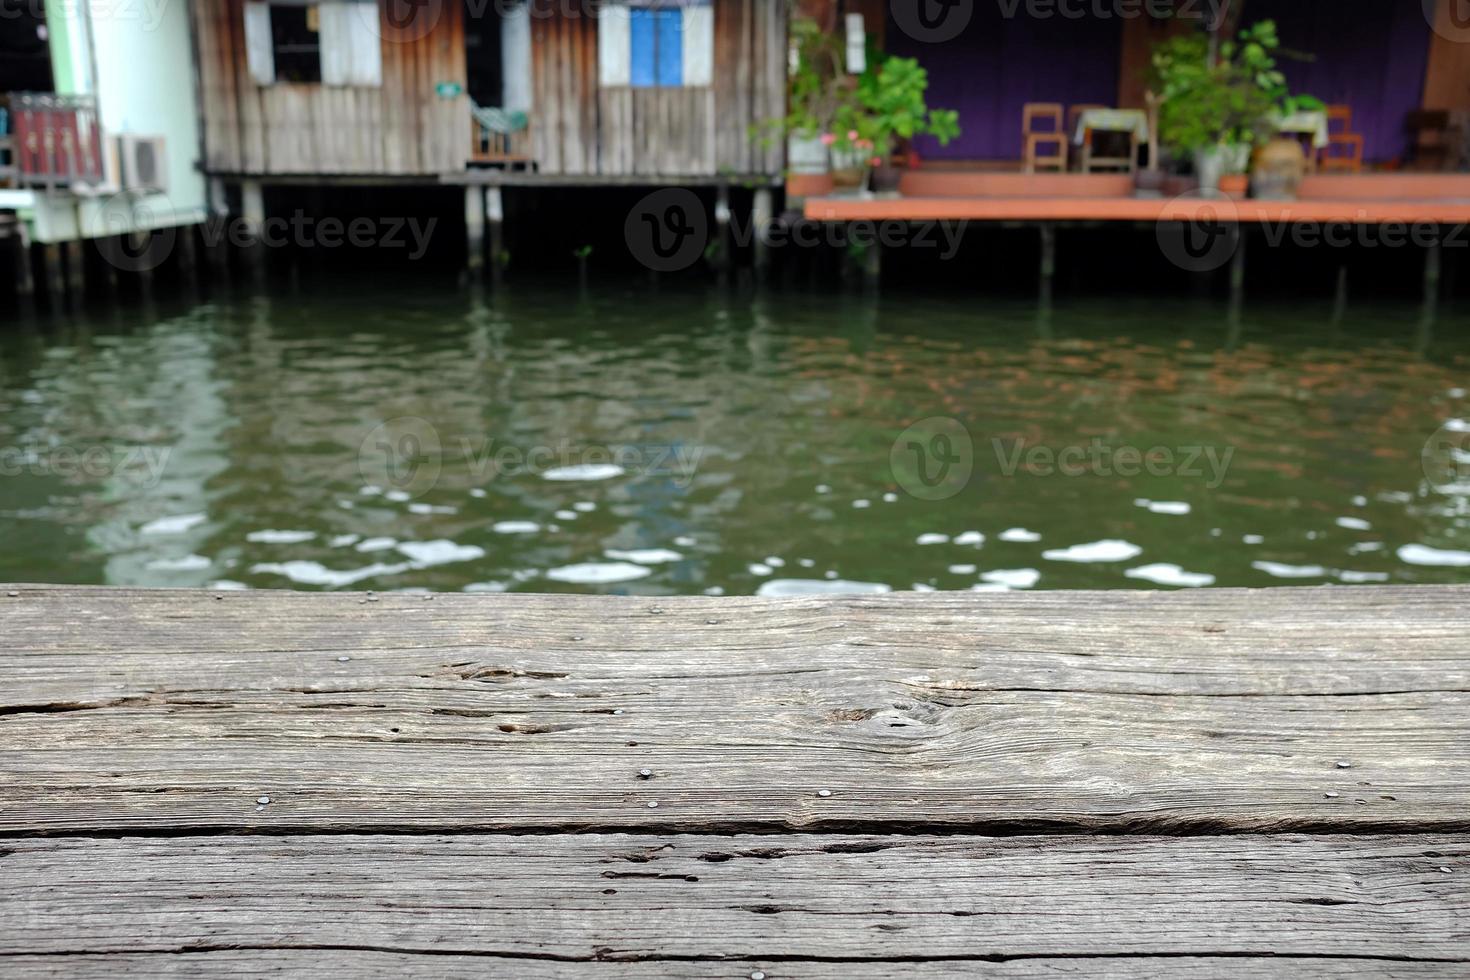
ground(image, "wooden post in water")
xmin=485 ymin=186 xmax=504 ymax=285
xmin=465 ymin=186 xmax=486 ymax=279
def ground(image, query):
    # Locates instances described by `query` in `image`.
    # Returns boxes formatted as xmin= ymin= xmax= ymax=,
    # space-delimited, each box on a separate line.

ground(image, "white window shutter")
xmin=599 ymin=4 xmax=631 ymax=87
xmin=244 ymin=2 xmax=276 ymax=86
xmin=682 ymin=4 xmax=714 ymax=87
xmin=320 ymin=3 xmax=382 ymax=87
xmin=845 ymin=13 xmax=866 ymax=75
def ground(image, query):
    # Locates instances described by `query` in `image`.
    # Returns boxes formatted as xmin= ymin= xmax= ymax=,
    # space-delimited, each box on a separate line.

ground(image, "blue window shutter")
xmin=630 ymin=8 xmax=656 ymax=88
xmin=655 ymin=9 xmax=683 ymax=86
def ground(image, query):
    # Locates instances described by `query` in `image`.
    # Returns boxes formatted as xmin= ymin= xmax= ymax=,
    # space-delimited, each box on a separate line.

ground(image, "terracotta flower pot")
xmin=1218 ymin=173 xmax=1249 ymax=197
xmin=869 ymin=163 xmax=903 ymax=195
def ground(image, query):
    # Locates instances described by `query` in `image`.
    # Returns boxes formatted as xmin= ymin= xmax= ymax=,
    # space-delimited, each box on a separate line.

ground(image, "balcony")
xmin=0 ymin=93 xmax=105 ymax=191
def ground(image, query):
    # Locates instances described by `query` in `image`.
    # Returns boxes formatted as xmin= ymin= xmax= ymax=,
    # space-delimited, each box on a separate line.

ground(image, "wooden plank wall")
xmin=532 ymin=0 xmax=784 ymax=177
xmin=193 ymin=0 xmax=468 ymax=175
xmin=1424 ymin=0 xmax=1470 ymax=110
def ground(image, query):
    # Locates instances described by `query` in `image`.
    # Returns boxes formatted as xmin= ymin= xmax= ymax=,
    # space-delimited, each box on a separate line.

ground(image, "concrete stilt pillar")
xmin=63 ymin=239 xmax=86 ymax=301
xmin=465 ymin=185 xmax=486 ymax=278
xmin=1331 ymin=265 xmax=1348 ymax=324
xmin=41 ymin=244 xmax=65 ymax=306
xmin=240 ymin=180 xmax=266 ymax=278
xmin=1424 ymin=232 xmax=1443 ymax=317
xmin=205 ymin=177 xmax=230 ymax=279
xmin=1038 ymin=223 xmax=1056 ymax=306
xmin=713 ymin=185 xmax=732 ymax=279
xmin=1228 ymin=226 xmax=1247 ymax=321
xmin=485 ymin=185 xmax=504 ymax=285
xmin=752 ymin=187 xmax=774 ymax=282
xmin=12 ymin=232 xmax=35 ymax=302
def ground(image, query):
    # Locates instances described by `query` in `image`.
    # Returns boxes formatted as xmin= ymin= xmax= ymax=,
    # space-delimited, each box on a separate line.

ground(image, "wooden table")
xmin=2 ymin=585 xmax=1468 ymax=976
xmin=1072 ymin=108 xmax=1147 ymax=173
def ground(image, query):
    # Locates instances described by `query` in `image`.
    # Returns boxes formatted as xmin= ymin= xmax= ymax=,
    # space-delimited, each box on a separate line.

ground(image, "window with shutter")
xmin=599 ymin=1 xmax=713 ymax=89
xmin=243 ymin=2 xmax=382 ymax=88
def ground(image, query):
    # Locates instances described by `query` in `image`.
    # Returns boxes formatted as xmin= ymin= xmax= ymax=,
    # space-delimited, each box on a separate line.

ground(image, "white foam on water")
xmin=1125 ymin=563 xmax=1215 ymax=588
xmin=409 ymin=503 xmax=457 ymax=515
xmin=250 ymin=560 xmax=411 ymax=587
xmin=1252 ymin=560 xmax=1327 ymax=579
xmin=916 ymin=533 xmax=950 ymax=545
xmin=1043 ymin=540 xmax=1142 ymax=563
xmin=246 ymin=529 xmax=317 ymax=544
xmin=545 ymin=562 xmax=653 ymax=584
xmin=606 ymin=548 xmax=684 ymax=565
xmin=755 ymin=578 xmax=891 ymax=597
xmin=852 ymin=499 xmax=871 ymax=509
xmin=954 ymin=531 xmax=985 ymax=546
xmin=1336 ymin=517 xmax=1371 ymax=531
xmin=1338 ymin=570 xmax=1391 ymax=583
xmin=1135 ymin=499 xmax=1191 ymax=516
xmin=396 ymin=540 xmax=486 ymax=566
xmin=948 ymin=564 xmax=978 ymax=575
xmin=139 ymin=513 xmax=206 ymax=536
xmin=999 ymin=528 xmax=1041 ymax=543
xmin=555 ymin=510 xmax=579 ymax=521
xmin=573 ymin=502 xmax=597 ymax=513
xmin=464 ymin=581 xmax=509 ymax=593
xmin=493 ymin=521 xmax=541 ymax=534
xmin=748 ymin=563 xmax=773 ymax=576
xmin=329 ymin=534 xmax=361 ymax=547
xmin=1398 ymin=544 xmax=1470 ymax=567
xmin=146 ymin=554 xmax=212 ymax=571
xmin=356 ymin=537 xmax=398 ymax=553
xmin=980 ymin=568 xmax=1041 ymax=589
xmin=543 ymin=464 xmax=625 ymax=482
xmin=385 ymin=490 xmax=411 ymax=503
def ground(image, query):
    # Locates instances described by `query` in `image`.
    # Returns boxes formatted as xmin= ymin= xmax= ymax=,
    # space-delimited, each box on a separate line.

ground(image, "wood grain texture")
xmin=2 ymin=586 xmax=1468 ymax=836
xmin=4 ymin=956 xmax=1463 ymax=980
xmin=1 ymin=834 xmax=1465 ymax=970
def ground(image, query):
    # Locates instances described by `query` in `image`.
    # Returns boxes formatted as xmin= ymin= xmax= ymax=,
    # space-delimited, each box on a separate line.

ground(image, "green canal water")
xmin=2 ymin=285 xmax=1468 ymax=595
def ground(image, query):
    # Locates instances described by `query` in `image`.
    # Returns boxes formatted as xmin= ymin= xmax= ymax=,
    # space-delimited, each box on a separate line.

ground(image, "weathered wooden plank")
xmin=2 ymin=834 xmax=1465 ymax=968
xmin=1 ymin=586 xmax=1468 ymax=835
xmin=5 ymin=954 xmax=1460 ymax=980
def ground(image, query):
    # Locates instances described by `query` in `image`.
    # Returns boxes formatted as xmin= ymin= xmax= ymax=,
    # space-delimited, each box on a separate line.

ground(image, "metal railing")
xmin=1 ymin=93 xmax=105 ymax=190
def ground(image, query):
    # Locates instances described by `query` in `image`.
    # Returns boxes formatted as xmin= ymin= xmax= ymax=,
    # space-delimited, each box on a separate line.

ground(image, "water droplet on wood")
xmin=816 ymin=789 xmax=832 ymax=798
xmin=257 ymin=796 xmax=271 ymax=805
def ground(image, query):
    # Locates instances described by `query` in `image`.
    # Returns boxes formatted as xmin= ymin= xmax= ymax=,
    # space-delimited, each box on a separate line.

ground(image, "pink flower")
xmin=820 ymin=133 xmax=836 ymax=146
xmin=855 ymin=139 xmax=874 ymax=150
xmin=847 ymin=130 xmax=860 ymax=142
xmin=869 ymin=156 xmax=883 ymax=167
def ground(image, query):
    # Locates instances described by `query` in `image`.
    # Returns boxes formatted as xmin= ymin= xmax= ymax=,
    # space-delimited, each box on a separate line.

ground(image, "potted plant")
xmin=754 ymin=17 xmax=853 ymax=196
xmin=1151 ymin=20 xmax=1316 ymax=197
xmin=845 ymin=55 xmax=960 ymax=195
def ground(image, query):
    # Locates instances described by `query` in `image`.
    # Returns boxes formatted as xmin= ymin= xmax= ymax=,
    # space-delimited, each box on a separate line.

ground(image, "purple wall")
xmin=1248 ymin=0 xmax=1431 ymax=164
xmin=890 ymin=1 xmax=1432 ymax=164
xmin=886 ymin=8 xmax=1123 ymax=161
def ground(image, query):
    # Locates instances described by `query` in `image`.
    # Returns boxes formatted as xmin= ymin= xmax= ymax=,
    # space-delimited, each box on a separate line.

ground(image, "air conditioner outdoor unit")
xmin=116 ymin=135 xmax=167 ymax=194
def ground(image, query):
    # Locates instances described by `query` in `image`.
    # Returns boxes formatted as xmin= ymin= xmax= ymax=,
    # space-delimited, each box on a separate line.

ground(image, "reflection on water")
xmin=1 ymin=284 xmax=1468 ymax=594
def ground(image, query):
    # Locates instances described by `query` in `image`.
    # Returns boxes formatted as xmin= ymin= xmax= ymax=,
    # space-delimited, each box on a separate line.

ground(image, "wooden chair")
xmin=1318 ymin=104 xmax=1364 ymax=173
xmin=1022 ymin=103 xmax=1066 ymax=173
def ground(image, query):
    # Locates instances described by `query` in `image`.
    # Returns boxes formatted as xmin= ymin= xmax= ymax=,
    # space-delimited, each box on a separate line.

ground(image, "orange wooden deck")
xmin=804 ymin=173 xmax=1470 ymax=225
